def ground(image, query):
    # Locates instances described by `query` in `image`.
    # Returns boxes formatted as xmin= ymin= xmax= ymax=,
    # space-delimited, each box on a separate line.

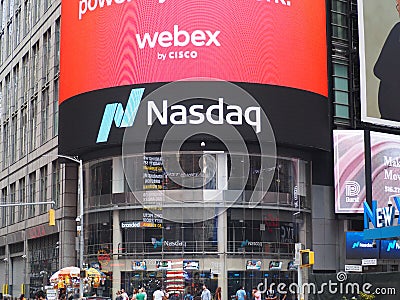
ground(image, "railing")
xmin=227 ymin=241 xmax=294 ymax=257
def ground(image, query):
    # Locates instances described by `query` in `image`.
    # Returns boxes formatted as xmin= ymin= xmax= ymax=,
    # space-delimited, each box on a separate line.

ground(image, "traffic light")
xmin=300 ymin=249 xmax=314 ymax=267
xmin=49 ymin=209 xmax=56 ymax=226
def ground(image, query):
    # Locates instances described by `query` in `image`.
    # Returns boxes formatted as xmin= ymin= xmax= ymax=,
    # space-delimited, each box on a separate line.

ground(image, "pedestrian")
xmin=117 ymin=291 xmax=123 ymax=300
xmin=215 ymin=287 xmax=221 ymax=300
xmin=201 ymin=285 xmax=211 ymax=300
xmin=265 ymin=285 xmax=277 ymax=300
xmin=142 ymin=288 xmax=148 ymax=300
xmin=236 ymin=287 xmax=246 ymax=300
xmin=122 ymin=289 xmax=129 ymax=300
xmin=36 ymin=291 xmax=46 ymax=300
xmin=184 ymin=290 xmax=193 ymax=300
xmin=19 ymin=294 xmax=26 ymax=300
xmin=136 ymin=289 xmax=146 ymax=300
xmin=153 ymin=287 xmax=164 ymax=300
xmin=251 ymin=288 xmax=261 ymax=300
xmin=131 ymin=288 xmax=139 ymax=300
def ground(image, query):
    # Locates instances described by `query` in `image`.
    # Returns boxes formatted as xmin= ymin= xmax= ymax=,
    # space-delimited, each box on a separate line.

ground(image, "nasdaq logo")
xmin=151 ymin=238 xmax=164 ymax=249
xmin=96 ymin=88 xmax=145 ymax=143
xmin=386 ymin=240 xmax=400 ymax=252
xmin=352 ymin=241 xmax=375 ymax=249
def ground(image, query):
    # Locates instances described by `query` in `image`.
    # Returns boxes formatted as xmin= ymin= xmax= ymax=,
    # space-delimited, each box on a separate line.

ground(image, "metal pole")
xmin=79 ymin=160 xmax=84 ymax=299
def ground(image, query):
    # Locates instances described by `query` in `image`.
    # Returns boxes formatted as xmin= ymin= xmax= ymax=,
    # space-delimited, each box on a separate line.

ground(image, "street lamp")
xmin=46 ymin=154 xmax=84 ymax=299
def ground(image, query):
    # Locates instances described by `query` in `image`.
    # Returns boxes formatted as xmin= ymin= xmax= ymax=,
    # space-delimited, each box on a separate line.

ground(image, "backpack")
xmin=184 ymin=295 xmax=193 ymax=300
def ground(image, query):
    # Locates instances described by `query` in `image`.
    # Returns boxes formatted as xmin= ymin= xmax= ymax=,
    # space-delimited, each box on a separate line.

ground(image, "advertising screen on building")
xmin=334 ymin=130 xmax=366 ymax=214
xmin=59 ymin=1 xmax=328 ymax=156
xmin=358 ymin=0 xmax=400 ymax=126
xmin=346 ymin=232 xmax=379 ymax=259
xmin=370 ymin=131 xmax=400 ymax=208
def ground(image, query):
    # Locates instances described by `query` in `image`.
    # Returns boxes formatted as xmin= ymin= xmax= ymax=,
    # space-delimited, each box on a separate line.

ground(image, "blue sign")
xmin=380 ymin=240 xmax=400 ymax=259
xmin=363 ymin=198 xmax=400 ymax=239
xmin=346 ymin=232 xmax=380 ymax=259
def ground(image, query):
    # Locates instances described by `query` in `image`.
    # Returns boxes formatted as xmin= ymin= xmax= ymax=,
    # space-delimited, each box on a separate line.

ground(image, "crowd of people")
xmin=113 ymin=285 xmax=220 ymax=300
xmin=235 ymin=285 xmax=297 ymax=300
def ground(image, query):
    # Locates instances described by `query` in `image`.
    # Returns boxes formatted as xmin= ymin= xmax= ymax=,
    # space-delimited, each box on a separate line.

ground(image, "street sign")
xmin=46 ymin=289 xmax=58 ymax=300
xmin=345 ymin=264 xmax=362 ymax=272
xmin=294 ymin=243 xmax=302 ymax=265
xmin=361 ymin=258 xmax=377 ymax=266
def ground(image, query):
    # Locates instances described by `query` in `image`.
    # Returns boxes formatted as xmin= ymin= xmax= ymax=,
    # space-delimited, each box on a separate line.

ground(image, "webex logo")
xmin=136 ymin=25 xmax=221 ymax=49
xmin=96 ymin=88 xmax=262 ymax=143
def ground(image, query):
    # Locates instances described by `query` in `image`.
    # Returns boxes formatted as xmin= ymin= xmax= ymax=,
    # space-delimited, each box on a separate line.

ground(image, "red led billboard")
xmin=60 ymin=0 xmax=327 ymax=103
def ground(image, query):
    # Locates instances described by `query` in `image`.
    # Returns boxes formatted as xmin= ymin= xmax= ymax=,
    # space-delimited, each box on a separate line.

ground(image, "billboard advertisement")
xmin=334 ymin=130 xmax=366 ymax=213
xmin=345 ymin=232 xmax=379 ymax=259
xmin=59 ymin=1 xmax=328 ymax=156
xmin=370 ymin=131 xmax=400 ymax=208
xmin=358 ymin=0 xmax=400 ymax=126
xmin=380 ymin=240 xmax=400 ymax=259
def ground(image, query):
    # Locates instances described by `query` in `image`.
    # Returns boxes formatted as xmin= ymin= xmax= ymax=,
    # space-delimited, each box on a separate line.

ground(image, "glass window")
xmin=53 ymin=78 xmax=58 ymax=137
xmin=28 ymin=172 xmax=36 ymax=218
xmin=90 ymin=160 xmax=112 ymax=196
xmin=14 ymin=8 xmax=20 ymax=48
xmin=119 ymin=209 xmax=218 ymax=255
xmin=2 ymin=121 xmax=9 ymax=168
xmin=332 ymin=24 xmax=348 ymax=40
xmin=41 ymin=87 xmax=49 ymax=144
xmin=333 ymin=63 xmax=348 ymax=78
xmin=227 ymin=209 xmax=297 ymax=257
xmin=23 ymin=0 xmax=30 ymax=37
xmin=29 ymin=97 xmax=37 ymax=151
xmin=32 ymin=0 xmax=40 ymax=24
xmin=20 ymin=106 xmax=27 ymax=157
xmin=334 ymin=77 xmax=349 ymax=91
xmin=22 ymin=53 xmax=29 ymax=103
xmin=29 ymin=234 xmax=59 ymax=297
xmin=42 ymin=29 xmax=51 ymax=84
xmin=12 ymin=64 xmax=19 ymax=113
xmin=1 ymin=187 xmax=7 ymax=227
xmin=54 ymin=18 xmax=60 ymax=75
xmin=31 ymin=42 xmax=39 ymax=95
xmin=334 ymin=90 xmax=349 ymax=105
xmin=51 ymin=161 xmax=60 ymax=208
xmin=86 ymin=211 xmax=112 ymax=256
xmin=39 ymin=166 xmax=48 ymax=214
xmin=9 ymin=183 xmax=16 ymax=224
xmin=335 ymin=104 xmax=350 ymax=119
xmin=10 ymin=115 xmax=17 ymax=163
xmin=4 ymin=73 xmax=10 ymax=119
xmin=19 ymin=177 xmax=26 ymax=222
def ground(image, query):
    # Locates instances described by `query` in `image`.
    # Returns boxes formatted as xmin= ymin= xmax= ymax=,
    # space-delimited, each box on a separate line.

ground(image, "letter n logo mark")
xmin=96 ymin=88 xmax=145 ymax=143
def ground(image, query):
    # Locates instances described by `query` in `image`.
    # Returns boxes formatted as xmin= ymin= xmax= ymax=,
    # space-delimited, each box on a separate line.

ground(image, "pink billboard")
xmin=334 ymin=130 xmax=366 ymax=213
xmin=371 ymin=131 xmax=400 ymax=207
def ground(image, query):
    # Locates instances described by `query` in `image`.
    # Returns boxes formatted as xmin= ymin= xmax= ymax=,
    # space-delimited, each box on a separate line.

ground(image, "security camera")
xmin=22 ymin=255 xmax=27 ymax=259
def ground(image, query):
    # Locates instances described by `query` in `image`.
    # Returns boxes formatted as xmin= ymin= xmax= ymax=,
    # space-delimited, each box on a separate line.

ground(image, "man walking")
xmin=201 ymin=285 xmax=211 ymax=300
xmin=236 ymin=286 xmax=247 ymax=300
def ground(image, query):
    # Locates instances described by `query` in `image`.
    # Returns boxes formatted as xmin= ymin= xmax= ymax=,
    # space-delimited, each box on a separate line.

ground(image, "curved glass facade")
xmin=83 ymin=153 xmax=311 ymax=298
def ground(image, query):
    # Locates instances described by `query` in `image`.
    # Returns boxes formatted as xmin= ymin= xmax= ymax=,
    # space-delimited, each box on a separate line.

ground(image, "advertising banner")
xmin=345 ymin=232 xmax=379 ymax=259
xmin=334 ymin=130 xmax=366 ymax=213
xmin=380 ymin=240 xmax=400 ymax=259
xmin=370 ymin=131 xmax=400 ymax=208
xmin=60 ymin=0 xmax=327 ymax=103
xmin=59 ymin=1 xmax=328 ymax=156
xmin=358 ymin=0 xmax=400 ymax=126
